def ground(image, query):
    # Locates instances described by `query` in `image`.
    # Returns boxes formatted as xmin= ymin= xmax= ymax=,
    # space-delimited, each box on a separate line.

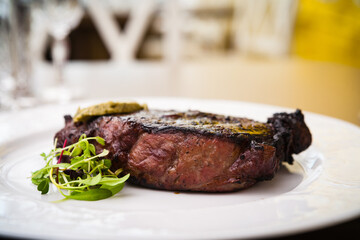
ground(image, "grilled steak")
xmin=54 ymin=109 xmax=311 ymax=192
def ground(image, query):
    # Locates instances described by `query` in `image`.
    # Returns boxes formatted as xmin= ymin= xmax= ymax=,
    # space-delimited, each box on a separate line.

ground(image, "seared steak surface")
xmin=55 ymin=109 xmax=311 ymax=192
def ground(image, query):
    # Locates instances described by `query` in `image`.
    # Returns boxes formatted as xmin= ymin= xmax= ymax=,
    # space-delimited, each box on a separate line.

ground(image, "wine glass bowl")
xmin=40 ymin=0 xmax=84 ymax=102
xmin=43 ymin=0 xmax=84 ymax=40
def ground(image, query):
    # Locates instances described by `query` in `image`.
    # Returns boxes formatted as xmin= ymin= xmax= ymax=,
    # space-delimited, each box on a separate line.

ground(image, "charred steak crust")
xmin=54 ymin=109 xmax=312 ymax=192
xmin=267 ymin=109 xmax=312 ymax=165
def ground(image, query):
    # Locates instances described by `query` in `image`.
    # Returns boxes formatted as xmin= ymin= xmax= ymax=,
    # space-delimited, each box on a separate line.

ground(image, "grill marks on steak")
xmin=54 ymin=109 xmax=312 ymax=192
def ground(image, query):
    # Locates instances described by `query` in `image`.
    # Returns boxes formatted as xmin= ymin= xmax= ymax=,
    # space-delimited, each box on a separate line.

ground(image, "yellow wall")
xmin=293 ymin=0 xmax=360 ymax=68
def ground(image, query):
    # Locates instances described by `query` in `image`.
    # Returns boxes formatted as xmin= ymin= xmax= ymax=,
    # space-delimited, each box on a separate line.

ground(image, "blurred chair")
xmin=30 ymin=0 xmax=184 ymax=100
xmin=233 ymin=0 xmax=297 ymax=56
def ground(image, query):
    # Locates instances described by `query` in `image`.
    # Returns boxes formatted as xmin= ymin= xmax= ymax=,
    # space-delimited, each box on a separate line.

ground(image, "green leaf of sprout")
xmin=103 ymin=159 xmax=112 ymax=169
xmin=71 ymin=147 xmax=82 ymax=157
xmin=79 ymin=141 xmax=87 ymax=151
xmin=101 ymin=182 xmax=125 ymax=196
xmin=83 ymin=149 xmax=91 ymax=158
xmin=95 ymin=137 xmax=105 ymax=146
xmin=89 ymin=144 xmax=96 ymax=155
xmin=37 ymin=179 xmax=50 ymax=194
xmin=80 ymin=173 xmax=102 ymax=186
xmin=31 ymin=169 xmax=48 ymax=185
xmin=66 ymin=188 xmax=113 ymax=201
xmin=62 ymin=150 xmax=71 ymax=156
xmin=99 ymin=174 xmax=130 ymax=186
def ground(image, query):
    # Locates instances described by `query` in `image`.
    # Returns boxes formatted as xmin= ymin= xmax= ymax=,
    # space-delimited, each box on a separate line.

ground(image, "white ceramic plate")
xmin=1 ymin=97 xmax=360 ymax=240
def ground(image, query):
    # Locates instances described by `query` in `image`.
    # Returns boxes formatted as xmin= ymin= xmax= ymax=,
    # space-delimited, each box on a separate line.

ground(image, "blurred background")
xmin=0 ymin=0 xmax=359 ymax=125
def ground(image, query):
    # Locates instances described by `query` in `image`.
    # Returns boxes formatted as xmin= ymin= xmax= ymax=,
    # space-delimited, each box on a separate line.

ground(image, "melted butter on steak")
xmin=119 ymin=110 xmax=273 ymax=139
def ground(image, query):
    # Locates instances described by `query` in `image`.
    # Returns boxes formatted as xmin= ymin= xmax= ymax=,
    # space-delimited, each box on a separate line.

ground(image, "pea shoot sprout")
xmin=31 ymin=134 xmax=129 ymax=201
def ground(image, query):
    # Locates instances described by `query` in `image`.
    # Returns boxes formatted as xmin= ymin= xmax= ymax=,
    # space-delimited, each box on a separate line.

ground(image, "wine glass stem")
xmin=52 ymin=37 xmax=68 ymax=85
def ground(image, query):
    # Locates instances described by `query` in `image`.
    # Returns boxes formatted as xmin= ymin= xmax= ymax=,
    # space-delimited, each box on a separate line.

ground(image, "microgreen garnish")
xmin=31 ymin=134 xmax=129 ymax=201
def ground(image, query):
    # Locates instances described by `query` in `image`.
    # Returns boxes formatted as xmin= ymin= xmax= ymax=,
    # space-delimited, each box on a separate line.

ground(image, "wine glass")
xmin=1 ymin=0 xmax=35 ymax=110
xmin=40 ymin=0 xmax=84 ymax=102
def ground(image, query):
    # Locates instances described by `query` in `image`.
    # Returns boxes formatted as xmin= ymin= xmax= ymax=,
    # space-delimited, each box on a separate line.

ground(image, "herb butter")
xmin=73 ymin=101 xmax=147 ymax=122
